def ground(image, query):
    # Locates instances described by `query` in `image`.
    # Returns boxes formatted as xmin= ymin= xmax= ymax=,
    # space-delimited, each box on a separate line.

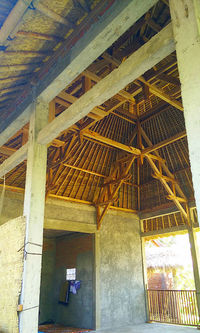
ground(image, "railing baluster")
xmin=146 ymin=289 xmax=198 ymax=326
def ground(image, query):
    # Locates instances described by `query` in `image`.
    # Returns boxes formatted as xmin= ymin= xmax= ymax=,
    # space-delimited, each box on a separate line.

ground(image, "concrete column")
xmin=19 ymin=98 xmax=49 ymax=332
xmin=94 ymin=231 xmax=101 ymax=330
xmin=169 ymin=0 xmax=200 ymax=223
xmin=141 ymin=236 xmax=149 ymax=322
xmin=187 ymin=225 xmax=200 ymax=322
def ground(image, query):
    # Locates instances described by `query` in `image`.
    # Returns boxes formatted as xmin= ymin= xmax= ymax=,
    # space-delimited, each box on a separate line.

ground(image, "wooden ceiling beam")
xmin=140 ymin=165 xmax=191 ymax=187
xmin=145 ymin=58 xmax=177 ymax=81
xmin=16 ymin=31 xmax=64 ymax=42
xmin=34 ymin=2 xmax=76 ymax=29
xmin=2 ymin=50 xmax=52 ymax=57
xmin=156 ymin=73 xmax=180 ymax=86
xmin=102 ymin=53 xmax=180 ymax=118
xmin=0 ymin=84 xmax=27 ymax=96
xmin=62 ymin=162 xmax=137 ymax=187
xmin=0 ymin=63 xmax=40 ymax=72
xmin=0 ymin=146 xmax=17 ymax=156
xmin=140 ymin=125 xmax=187 ymax=200
xmin=142 ymin=130 xmax=187 ymax=154
xmin=138 ymin=76 xmax=183 ymax=111
xmin=83 ymin=129 xmax=141 ymax=155
xmin=96 ymin=154 xmax=136 ymax=229
xmin=0 ymin=74 xmax=31 ymax=85
xmin=38 ymin=24 xmax=175 ymax=145
xmin=145 ymin=153 xmax=188 ymax=220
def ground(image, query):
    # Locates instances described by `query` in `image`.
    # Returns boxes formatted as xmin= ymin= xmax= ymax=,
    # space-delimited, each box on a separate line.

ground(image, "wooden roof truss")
xmin=0 ymin=0 xmax=194 ymax=230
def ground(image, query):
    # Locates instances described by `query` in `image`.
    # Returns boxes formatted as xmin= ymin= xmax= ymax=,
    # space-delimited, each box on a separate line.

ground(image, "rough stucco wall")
xmin=0 ymin=216 xmax=26 ymax=333
xmin=99 ymin=213 xmax=146 ymax=329
xmin=39 ymin=238 xmax=56 ymax=324
xmin=1 ymin=191 xmax=146 ymax=330
xmin=0 ymin=191 xmax=96 ymax=226
xmin=54 ymin=234 xmax=94 ymax=329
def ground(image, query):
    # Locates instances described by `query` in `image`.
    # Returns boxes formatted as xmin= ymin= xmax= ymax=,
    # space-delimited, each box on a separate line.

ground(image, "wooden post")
xmin=19 ymin=98 xmax=49 ymax=332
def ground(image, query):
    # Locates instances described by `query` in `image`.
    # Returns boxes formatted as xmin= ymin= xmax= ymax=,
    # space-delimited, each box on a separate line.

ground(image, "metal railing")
xmin=147 ymin=289 xmax=199 ymax=326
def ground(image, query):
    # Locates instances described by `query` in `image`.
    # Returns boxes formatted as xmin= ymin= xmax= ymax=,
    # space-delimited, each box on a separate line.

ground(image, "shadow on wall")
xmin=40 ymin=234 xmax=94 ymax=329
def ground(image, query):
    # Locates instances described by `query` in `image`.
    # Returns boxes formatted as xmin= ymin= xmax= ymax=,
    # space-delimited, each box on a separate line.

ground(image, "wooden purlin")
xmin=95 ymin=153 xmax=136 ymax=230
xmin=138 ymin=122 xmax=190 ymax=223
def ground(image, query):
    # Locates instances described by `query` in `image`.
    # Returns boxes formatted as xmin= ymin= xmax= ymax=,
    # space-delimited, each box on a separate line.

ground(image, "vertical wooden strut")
xmin=138 ymin=122 xmax=190 ymax=223
xmin=95 ymin=154 xmax=136 ymax=229
xmin=136 ymin=103 xmax=143 ymax=211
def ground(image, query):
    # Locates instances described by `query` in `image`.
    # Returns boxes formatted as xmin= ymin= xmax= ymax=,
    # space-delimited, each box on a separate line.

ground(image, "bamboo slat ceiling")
xmin=0 ymin=0 xmax=196 ymax=227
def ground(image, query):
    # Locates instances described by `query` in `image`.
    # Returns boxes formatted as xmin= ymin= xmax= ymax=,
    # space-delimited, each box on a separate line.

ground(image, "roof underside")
xmin=0 ymin=0 xmax=196 ymax=232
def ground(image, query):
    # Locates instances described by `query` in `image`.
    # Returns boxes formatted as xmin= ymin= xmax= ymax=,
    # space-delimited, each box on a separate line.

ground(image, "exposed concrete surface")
xmin=91 ymin=323 xmax=196 ymax=333
xmin=40 ymin=239 xmax=56 ymax=324
xmin=1 ymin=190 xmax=145 ymax=330
xmin=169 ymin=0 xmax=200 ymax=222
xmin=40 ymin=234 xmax=94 ymax=328
xmin=0 ymin=190 xmax=136 ymax=226
xmin=55 ymin=234 xmax=94 ymax=329
xmin=0 ymin=216 xmax=26 ymax=333
xmin=99 ymin=213 xmax=146 ymax=329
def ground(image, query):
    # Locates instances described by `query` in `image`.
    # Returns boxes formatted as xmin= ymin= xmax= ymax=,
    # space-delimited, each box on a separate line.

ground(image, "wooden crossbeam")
xmin=96 ymin=155 xmax=136 ymax=229
xmin=63 ymin=162 xmax=137 ymax=187
xmin=157 ymin=73 xmax=180 ymax=86
xmin=142 ymin=130 xmax=187 ymax=154
xmin=137 ymin=123 xmax=189 ymax=221
xmin=35 ymin=2 xmax=76 ymax=28
xmin=140 ymin=125 xmax=187 ymax=200
xmin=16 ymin=31 xmax=64 ymax=42
xmin=145 ymin=153 xmax=188 ymax=220
xmin=152 ymin=172 xmax=177 ymax=184
xmin=0 ymin=146 xmax=17 ymax=156
xmin=83 ymin=129 xmax=141 ymax=155
xmin=139 ymin=76 xmax=183 ymax=111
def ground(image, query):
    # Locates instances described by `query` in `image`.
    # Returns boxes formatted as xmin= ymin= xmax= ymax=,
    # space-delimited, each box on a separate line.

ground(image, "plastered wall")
xmin=40 ymin=239 xmax=56 ymax=324
xmin=55 ymin=234 xmax=94 ymax=328
xmin=1 ymin=190 xmax=146 ymax=330
xmin=40 ymin=234 xmax=94 ymax=329
xmin=98 ymin=212 xmax=146 ymax=329
xmin=0 ymin=216 xmax=26 ymax=333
